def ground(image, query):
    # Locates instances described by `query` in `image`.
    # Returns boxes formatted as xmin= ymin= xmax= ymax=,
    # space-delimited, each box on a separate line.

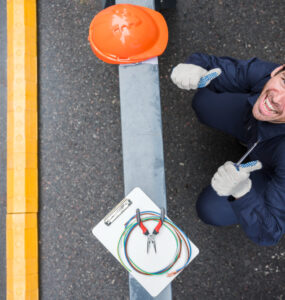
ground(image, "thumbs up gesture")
xmin=170 ymin=63 xmax=221 ymax=90
xmin=211 ymin=161 xmax=262 ymax=199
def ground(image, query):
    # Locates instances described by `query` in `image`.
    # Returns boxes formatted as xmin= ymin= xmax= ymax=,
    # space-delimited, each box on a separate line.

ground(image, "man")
xmin=171 ymin=53 xmax=285 ymax=246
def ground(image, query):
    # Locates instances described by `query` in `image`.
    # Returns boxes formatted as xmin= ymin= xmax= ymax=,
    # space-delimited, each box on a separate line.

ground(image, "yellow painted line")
xmin=7 ymin=0 xmax=38 ymax=298
xmin=7 ymin=214 xmax=38 ymax=299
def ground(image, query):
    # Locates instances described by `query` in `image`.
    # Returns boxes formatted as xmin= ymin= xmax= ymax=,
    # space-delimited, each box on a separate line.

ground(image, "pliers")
xmin=136 ymin=208 xmax=165 ymax=254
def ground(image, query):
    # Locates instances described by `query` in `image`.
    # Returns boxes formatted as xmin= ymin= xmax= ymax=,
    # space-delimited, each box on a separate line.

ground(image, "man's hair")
xmin=275 ymin=65 xmax=285 ymax=76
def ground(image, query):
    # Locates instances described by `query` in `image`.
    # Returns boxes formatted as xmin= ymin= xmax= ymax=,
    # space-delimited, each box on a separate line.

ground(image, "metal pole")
xmin=116 ymin=1 xmax=172 ymax=298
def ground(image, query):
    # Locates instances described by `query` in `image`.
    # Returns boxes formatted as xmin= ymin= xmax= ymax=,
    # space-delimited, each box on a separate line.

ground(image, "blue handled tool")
xmin=235 ymin=139 xmax=260 ymax=170
xmin=198 ymin=70 xmax=221 ymax=88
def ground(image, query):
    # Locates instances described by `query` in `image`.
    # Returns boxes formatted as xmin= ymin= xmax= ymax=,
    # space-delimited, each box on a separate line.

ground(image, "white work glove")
xmin=211 ymin=161 xmax=262 ymax=199
xmin=170 ymin=63 xmax=222 ymax=90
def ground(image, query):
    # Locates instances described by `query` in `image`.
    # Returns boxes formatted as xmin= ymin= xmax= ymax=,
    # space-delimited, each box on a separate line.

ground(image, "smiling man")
xmin=171 ymin=53 xmax=285 ymax=246
xmin=252 ymin=64 xmax=285 ymax=122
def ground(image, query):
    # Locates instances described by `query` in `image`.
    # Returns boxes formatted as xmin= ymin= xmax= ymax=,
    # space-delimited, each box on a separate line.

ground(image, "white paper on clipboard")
xmin=92 ymin=187 xmax=199 ymax=297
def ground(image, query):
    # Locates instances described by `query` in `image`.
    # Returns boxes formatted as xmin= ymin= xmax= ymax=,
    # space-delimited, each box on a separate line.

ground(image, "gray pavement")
xmin=1 ymin=0 xmax=285 ymax=299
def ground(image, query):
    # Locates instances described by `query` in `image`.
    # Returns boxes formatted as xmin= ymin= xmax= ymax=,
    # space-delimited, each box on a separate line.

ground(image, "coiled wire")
xmin=117 ymin=210 xmax=192 ymax=276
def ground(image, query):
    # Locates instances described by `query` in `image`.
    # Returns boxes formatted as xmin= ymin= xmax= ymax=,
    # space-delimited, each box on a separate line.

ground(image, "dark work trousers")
xmin=192 ymin=88 xmax=269 ymax=226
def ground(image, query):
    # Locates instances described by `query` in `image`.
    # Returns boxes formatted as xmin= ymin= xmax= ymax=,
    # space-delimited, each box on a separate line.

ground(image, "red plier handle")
xmin=153 ymin=208 xmax=165 ymax=235
xmin=136 ymin=209 xmax=149 ymax=235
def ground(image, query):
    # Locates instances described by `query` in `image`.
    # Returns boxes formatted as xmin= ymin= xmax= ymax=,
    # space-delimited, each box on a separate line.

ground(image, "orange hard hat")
xmin=88 ymin=4 xmax=168 ymax=64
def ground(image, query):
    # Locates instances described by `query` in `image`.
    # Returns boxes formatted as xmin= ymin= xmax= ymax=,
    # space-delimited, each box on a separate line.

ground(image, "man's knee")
xmin=192 ymin=89 xmax=212 ymax=124
xmin=196 ymin=186 xmax=238 ymax=226
xmin=196 ymin=189 xmax=219 ymax=226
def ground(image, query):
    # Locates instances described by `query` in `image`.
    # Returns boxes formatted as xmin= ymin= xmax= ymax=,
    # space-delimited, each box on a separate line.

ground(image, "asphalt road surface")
xmin=0 ymin=0 xmax=284 ymax=299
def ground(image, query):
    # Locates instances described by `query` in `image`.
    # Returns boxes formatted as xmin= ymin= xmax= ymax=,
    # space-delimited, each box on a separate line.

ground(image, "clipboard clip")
xmin=104 ymin=197 xmax=132 ymax=226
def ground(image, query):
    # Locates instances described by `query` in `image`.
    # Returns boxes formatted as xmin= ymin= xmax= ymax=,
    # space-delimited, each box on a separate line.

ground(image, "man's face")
xmin=252 ymin=65 xmax=285 ymax=123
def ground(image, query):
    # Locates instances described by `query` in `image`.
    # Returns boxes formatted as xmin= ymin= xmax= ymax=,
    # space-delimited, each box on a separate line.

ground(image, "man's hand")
xmin=211 ymin=161 xmax=262 ymax=199
xmin=170 ymin=63 xmax=222 ymax=90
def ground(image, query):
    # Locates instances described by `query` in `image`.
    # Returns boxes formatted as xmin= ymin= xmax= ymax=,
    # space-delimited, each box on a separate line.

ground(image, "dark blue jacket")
xmin=187 ymin=53 xmax=285 ymax=246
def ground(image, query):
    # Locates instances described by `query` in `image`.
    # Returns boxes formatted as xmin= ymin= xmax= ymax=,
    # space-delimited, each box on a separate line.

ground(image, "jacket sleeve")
xmin=186 ymin=53 xmax=280 ymax=93
xmin=230 ymin=146 xmax=285 ymax=246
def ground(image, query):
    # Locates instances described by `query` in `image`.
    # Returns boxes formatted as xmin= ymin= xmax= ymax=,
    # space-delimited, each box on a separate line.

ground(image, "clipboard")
xmin=92 ymin=187 xmax=199 ymax=297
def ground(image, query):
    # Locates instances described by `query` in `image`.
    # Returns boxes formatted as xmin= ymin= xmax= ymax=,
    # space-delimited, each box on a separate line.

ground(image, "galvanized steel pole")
xmin=116 ymin=0 xmax=172 ymax=299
